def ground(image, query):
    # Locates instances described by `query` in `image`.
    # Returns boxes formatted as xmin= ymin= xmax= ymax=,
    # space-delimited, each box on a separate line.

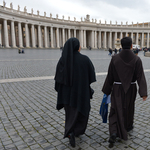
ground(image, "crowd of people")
xmin=54 ymin=37 xmax=147 ymax=148
xmin=108 ymin=47 xmax=121 ymax=56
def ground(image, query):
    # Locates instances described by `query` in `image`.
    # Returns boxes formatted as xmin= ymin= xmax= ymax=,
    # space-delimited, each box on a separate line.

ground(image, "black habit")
xmin=102 ymin=49 xmax=147 ymax=140
xmin=55 ymin=38 xmax=96 ymax=138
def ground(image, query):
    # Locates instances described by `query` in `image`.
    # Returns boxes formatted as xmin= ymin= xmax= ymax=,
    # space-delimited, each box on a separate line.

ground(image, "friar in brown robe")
xmin=102 ymin=37 xmax=147 ymax=146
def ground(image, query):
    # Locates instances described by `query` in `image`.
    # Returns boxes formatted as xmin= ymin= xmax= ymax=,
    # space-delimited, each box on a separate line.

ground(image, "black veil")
xmin=54 ymin=38 xmax=80 ymax=86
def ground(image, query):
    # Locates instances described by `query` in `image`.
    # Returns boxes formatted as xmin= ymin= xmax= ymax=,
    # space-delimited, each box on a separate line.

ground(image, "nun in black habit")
xmin=54 ymin=38 xmax=96 ymax=147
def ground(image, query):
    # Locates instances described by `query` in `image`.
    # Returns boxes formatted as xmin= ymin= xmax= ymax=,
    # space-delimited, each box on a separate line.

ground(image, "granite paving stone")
xmin=0 ymin=49 xmax=149 ymax=149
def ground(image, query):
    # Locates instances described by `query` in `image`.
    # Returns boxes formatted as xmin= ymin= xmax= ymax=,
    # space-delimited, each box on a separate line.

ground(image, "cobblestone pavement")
xmin=0 ymin=49 xmax=150 ymax=150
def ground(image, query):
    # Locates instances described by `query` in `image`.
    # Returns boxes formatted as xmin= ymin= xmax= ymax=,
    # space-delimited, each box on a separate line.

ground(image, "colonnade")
xmin=0 ymin=20 xmax=80 ymax=48
xmin=0 ymin=4 xmax=150 ymax=49
xmin=1 ymin=19 xmax=150 ymax=49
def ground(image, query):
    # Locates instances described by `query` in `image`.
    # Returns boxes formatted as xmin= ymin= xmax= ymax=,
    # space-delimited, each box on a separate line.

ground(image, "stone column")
xmin=80 ymin=30 xmax=83 ymax=48
xmin=147 ymin=32 xmax=149 ymax=48
xmin=103 ymin=31 xmax=106 ymax=49
xmin=74 ymin=29 xmax=76 ymax=37
xmin=62 ymin=28 xmax=65 ymax=46
xmin=25 ymin=23 xmax=30 ymax=47
xmin=28 ymin=26 xmax=31 ymax=47
xmin=47 ymin=27 xmax=50 ymax=47
xmin=120 ymin=32 xmax=122 ymax=39
xmin=109 ymin=31 xmax=112 ymax=48
xmin=98 ymin=31 xmax=101 ymax=48
xmin=131 ymin=32 xmax=133 ymax=41
xmin=91 ymin=31 xmax=94 ymax=48
xmin=115 ymin=32 xmax=117 ymax=40
xmin=38 ymin=25 xmax=42 ymax=48
xmin=0 ymin=27 xmax=2 ymax=46
xmin=18 ymin=22 xmax=23 ymax=48
xmin=114 ymin=32 xmax=117 ymax=48
xmin=84 ymin=30 xmax=86 ymax=48
xmin=126 ymin=32 xmax=128 ymax=37
xmin=68 ymin=29 xmax=70 ymax=39
xmin=94 ymin=31 xmax=97 ymax=48
xmin=44 ymin=26 xmax=48 ymax=48
xmin=51 ymin=27 xmax=54 ymax=48
xmin=31 ymin=24 xmax=36 ymax=48
xmin=3 ymin=19 xmax=9 ymax=48
xmin=142 ymin=32 xmax=144 ymax=48
xmin=136 ymin=32 xmax=138 ymax=45
xmin=11 ymin=20 xmax=16 ymax=48
xmin=56 ymin=27 xmax=59 ymax=48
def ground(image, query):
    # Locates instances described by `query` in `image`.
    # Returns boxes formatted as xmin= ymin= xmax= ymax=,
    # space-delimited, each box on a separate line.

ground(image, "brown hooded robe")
xmin=102 ymin=49 xmax=147 ymax=140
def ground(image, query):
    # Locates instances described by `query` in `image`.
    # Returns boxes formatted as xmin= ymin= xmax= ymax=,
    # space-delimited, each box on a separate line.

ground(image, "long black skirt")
xmin=64 ymin=105 xmax=89 ymax=138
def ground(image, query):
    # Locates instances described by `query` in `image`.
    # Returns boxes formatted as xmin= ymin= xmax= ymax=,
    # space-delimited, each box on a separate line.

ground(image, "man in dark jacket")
xmin=102 ymin=37 xmax=147 ymax=148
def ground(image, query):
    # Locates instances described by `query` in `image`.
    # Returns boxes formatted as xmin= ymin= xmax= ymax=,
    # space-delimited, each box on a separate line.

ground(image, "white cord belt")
xmin=114 ymin=82 xmax=136 ymax=84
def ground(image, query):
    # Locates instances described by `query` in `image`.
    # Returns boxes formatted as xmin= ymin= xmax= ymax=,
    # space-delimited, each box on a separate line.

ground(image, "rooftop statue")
xmin=10 ymin=2 xmax=13 ymax=9
xmin=44 ymin=12 xmax=46 ymax=17
xmin=37 ymin=10 xmax=39 ymax=16
xmin=31 ymin=8 xmax=33 ymax=15
xmin=18 ymin=5 xmax=20 ymax=11
xmin=50 ymin=13 xmax=52 ymax=19
xmin=3 ymin=1 xmax=6 ymax=7
xmin=24 ymin=6 xmax=27 ymax=13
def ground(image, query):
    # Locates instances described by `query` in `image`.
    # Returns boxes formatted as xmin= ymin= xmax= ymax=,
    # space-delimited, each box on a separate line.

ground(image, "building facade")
xmin=0 ymin=2 xmax=150 ymax=49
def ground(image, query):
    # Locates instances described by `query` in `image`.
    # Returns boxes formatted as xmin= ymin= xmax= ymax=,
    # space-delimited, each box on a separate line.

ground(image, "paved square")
xmin=0 ymin=49 xmax=150 ymax=150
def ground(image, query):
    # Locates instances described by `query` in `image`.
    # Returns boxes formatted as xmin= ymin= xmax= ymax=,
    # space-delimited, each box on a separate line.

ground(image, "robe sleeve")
xmin=54 ymin=81 xmax=60 ymax=92
xmin=102 ymin=59 xmax=114 ymax=95
xmin=136 ymin=58 xmax=147 ymax=97
xmin=87 ymin=58 xmax=96 ymax=99
xmin=88 ymin=58 xmax=96 ymax=84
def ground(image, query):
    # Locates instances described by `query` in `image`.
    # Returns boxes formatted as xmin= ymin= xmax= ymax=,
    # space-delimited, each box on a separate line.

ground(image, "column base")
xmin=12 ymin=46 xmax=18 ymax=48
xmin=5 ymin=46 xmax=11 ymax=48
xmin=82 ymin=47 xmax=87 ymax=49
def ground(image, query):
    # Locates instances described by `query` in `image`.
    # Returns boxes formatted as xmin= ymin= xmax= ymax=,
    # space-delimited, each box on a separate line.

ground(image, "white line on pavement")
xmin=0 ymin=58 xmax=110 ymax=62
xmin=0 ymin=69 xmax=150 ymax=83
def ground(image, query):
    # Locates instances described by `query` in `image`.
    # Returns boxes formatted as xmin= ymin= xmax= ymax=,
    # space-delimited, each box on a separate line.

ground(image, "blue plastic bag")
xmin=99 ymin=94 xmax=111 ymax=123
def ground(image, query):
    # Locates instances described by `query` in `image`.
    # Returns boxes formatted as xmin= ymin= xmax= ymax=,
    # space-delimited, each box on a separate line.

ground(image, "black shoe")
xmin=108 ymin=133 xmax=117 ymax=144
xmin=68 ymin=132 xmax=75 ymax=147
xmin=109 ymin=143 xmax=114 ymax=148
xmin=127 ymin=125 xmax=134 ymax=132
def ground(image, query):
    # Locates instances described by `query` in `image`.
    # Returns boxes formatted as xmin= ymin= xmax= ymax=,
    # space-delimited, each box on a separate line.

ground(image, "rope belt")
xmin=114 ymin=82 xmax=136 ymax=84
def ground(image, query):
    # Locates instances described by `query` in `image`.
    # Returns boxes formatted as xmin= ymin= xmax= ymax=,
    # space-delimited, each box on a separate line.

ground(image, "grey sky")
xmin=1 ymin=0 xmax=150 ymax=24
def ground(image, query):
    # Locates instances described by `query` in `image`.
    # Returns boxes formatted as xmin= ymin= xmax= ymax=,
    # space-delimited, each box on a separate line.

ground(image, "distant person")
xmin=108 ymin=48 xmax=112 ymax=56
xmin=143 ymin=48 xmax=147 ymax=56
xmin=18 ymin=48 xmax=21 ymax=54
xmin=114 ymin=48 xmax=117 ymax=54
xmin=22 ymin=48 xmax=25 ymax=53
xmin=119 ymin=48 xmax=122 ymax=53
xmin=133 ymin=47 xmax=139 ymax=55
xmin=54 ymin=38 xmax=96 ymax=147
xmin=102 ymin=37 xmax=147 ymax=148
xmin=60 ymin=46 xmax=63 ymax=51
xmin=89 ymin=46 xmax=91 ymax=50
